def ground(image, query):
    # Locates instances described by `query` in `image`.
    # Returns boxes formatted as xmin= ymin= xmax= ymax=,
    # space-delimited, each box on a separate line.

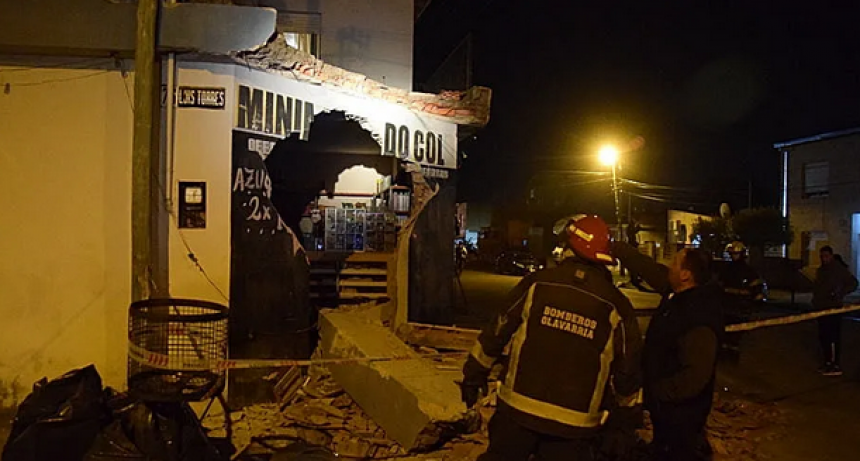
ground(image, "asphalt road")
xmin=454 ymin=266 xmax=860 ymax=460
xmin=453 ymin=267 xmax=660 ymax=331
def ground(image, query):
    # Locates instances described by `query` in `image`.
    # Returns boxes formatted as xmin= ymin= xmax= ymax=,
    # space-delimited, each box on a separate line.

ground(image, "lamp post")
xmin=599 ymin=145 xmax=622 ymax=241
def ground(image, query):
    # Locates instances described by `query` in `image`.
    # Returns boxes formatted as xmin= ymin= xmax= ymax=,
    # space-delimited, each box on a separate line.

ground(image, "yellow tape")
xmin=726 ymin=304 xmax=860 ymax=333
xmin=128 ymin=305 xmax=860 ymax=370
xmin=128 ymin=341 xmax=467 ymax=371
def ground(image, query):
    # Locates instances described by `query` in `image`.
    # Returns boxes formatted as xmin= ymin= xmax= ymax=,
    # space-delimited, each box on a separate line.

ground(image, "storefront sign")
xmin=384 ymin=123 xmax=447 ymax=167
xmin=236 ymin=84 xmax=313 ymax=139
xmin=161 ymin=85 xmax=226 ymax=109
xmin=420 ymin=165 xmax=450 ymax=179
xmin=235 ymin=79 xmax=458 ymax=169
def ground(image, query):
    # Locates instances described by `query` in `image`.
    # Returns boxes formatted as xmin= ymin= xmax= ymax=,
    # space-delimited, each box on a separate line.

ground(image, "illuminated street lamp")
xmin=599 ymin=145 xmax=622 ymax=240
xmin=598 ymin=145 xmax=619 ymax=167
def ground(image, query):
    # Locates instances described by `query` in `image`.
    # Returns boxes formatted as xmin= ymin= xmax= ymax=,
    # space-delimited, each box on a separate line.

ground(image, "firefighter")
xmin=717 ymin=241 xmax=766 ymax=357
xmin=460 ymin=214 xmax=643 ymax=461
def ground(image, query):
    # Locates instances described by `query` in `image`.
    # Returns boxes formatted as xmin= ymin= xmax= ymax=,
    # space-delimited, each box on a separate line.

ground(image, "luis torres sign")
xmin=235 ymin=81 xmax=458 ymax=169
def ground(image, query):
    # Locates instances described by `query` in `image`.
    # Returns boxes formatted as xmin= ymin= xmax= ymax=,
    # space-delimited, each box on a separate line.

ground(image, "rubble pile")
xmin=202 ymin=364 xmax=491 ymax=460
xmin=705 ymin=396 xmax=786 ymax=460
xmin=203 ymin=338 xmax=783 ymax=461
xmin=635 ymin=394 xmax=786 ymax=461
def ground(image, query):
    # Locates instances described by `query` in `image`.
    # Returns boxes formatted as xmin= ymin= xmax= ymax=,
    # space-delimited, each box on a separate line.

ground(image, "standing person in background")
xmin=625 ymin=219 xmax=646 ymax=291
xmin=718 ymin=241 xmax=766 ymax=360
xmin=813 ymin=246 xmax=858 ymax=376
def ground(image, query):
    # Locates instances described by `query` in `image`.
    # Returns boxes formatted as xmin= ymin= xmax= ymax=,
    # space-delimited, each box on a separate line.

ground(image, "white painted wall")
xmin=169 ymin=62 xmax=236 ymax=303
xmin=333 ymin=165 xmax=384 ymax=194
xmin=317 ymin=166 xmax=385 ymax=208
xmin=255 ymin=0 xmax=414 ymax=90
xmin=319 ymin=0 xmax=413 ymax=91
xmin=0 ymin=63 xmax=133 ymax=398
xmin=667 ymin=209 xmax=712 ymax=245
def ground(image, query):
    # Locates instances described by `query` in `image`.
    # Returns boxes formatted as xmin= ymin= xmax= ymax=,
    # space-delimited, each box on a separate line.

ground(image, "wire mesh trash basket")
xmin=128 ymin=298 xmax=228 ymax=403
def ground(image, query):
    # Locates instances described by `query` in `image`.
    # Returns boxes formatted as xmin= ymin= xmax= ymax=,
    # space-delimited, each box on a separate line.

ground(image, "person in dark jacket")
xmin=614 ymin=244 xmax=723 ymax=461
xmin=813 ymin=246 xmax=859 ymax=376
xmin=461 ymin=215 xmax=643 ymax=461
xmin=717 ymin=241 xmax=766 ymax=358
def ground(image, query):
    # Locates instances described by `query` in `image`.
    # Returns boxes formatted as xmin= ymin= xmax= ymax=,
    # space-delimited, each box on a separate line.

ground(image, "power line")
xmin=554 ymin=177 xmax=612 ymax=188
xmin=626 ymin=190 xmax=718 ymax=207
xmin=0 ymin=57 xmax=112 ymax=74
xmin=3 ymin=70 xmax=111 ymax=87
xmin=620 ymin=178 xmax=700 ymax=192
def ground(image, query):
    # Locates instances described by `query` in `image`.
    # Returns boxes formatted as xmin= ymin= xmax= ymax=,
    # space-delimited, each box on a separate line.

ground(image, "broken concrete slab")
xmin=318 ymin=310 xmax=474 ymax=451
xmin=397 ymin=322 xmax=479 ymax=352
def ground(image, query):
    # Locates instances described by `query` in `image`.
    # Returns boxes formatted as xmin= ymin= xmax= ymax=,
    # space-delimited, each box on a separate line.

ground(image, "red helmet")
xmin=554 ymin=214 xmax=615 ymax=265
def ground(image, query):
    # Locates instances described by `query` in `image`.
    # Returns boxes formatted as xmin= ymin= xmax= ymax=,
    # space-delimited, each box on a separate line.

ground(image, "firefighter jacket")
xmin=464 ymin=258 xmax=643 ymax=438
xmin=718 ymin=260 xmax=766 ymax=304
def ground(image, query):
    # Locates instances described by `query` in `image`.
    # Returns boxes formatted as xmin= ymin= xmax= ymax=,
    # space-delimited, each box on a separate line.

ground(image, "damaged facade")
xmin=0 ymin=0 xmax=490 ymax=417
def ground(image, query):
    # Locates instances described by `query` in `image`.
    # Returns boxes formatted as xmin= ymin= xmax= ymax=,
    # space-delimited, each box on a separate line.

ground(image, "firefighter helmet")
xmin=725 ymin=241 xmax=747 ymax=255
xmin=553 ymin=214 xmax=615 ymax=265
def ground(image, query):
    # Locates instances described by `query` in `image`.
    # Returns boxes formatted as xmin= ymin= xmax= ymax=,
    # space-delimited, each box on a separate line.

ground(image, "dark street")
xmin=454 ymin=265 xmax=860 ymax=460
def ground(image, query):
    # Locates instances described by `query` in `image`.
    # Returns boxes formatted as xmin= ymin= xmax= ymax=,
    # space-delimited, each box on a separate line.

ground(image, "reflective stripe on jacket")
xmin=467 ymin=258 xmax=642 ymax=435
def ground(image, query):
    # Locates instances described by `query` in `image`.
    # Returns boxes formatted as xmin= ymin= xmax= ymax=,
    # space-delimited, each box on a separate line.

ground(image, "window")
xmin=276 ymin=11 xmax=321 ymax=57
xmin=283 ymin=32 xmax=320 ymax=56
xmin=803 ymin=161 xmax=829 ymax=198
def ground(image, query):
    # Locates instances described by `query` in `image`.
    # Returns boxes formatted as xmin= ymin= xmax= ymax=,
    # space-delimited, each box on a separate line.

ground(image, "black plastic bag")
xmin=83 ymin=420 xmax=148 ymax=461
xmin=2 ymin=365 xmax=108 ymax=461
xmin=270 ymin=442 xmax=337 ymax=461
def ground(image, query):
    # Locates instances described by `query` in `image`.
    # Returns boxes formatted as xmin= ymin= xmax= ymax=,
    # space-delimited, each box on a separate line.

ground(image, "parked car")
xmin=496 ymin=250 xmax=544 ymax=275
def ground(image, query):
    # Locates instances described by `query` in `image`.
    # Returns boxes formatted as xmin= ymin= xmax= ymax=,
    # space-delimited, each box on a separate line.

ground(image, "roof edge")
xmin=231 ymin=35 xmax=492 ymax=127
xmin=773 ymin=127 xmax=860 ymax=149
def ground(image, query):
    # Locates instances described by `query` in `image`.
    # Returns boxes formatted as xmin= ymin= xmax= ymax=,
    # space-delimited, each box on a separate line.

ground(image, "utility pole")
xmin=627 ymin=191 xmax=632 ymax=234
xmin=611 ymin=163 xmax=622 ymax=241
xmin=132 ymin=0 xmax=161 ymax=302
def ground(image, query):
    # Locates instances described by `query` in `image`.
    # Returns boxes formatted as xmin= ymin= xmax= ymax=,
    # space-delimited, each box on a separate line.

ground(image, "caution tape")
xmin=128 ymin=341 xmax=467 ymax=371
xmin=726 ymin=304 xmax=860 ymax=333
xmin=128 ymin=305 xmax=860 ymax=371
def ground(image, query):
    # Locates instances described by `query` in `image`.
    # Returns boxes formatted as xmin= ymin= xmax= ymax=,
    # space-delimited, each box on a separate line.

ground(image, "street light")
xmin=598 ymin=145 xmax=619 ymax=167
xmin=598 ymin=145 xmax=622 ymax=241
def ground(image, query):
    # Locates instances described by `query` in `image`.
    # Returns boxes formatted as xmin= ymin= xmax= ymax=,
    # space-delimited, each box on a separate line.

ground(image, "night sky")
xmin=415 ymin=1 xmax=860 ymax=216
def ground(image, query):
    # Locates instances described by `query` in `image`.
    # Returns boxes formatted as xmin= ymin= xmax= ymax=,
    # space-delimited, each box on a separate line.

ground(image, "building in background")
xmin=668 ymin=209 xmax=714 ymax=245
xmin=775 ymin=128 xmax=860 ymax=272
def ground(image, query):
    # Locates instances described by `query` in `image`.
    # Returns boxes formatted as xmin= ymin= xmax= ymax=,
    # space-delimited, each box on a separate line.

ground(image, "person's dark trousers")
xmin=720 ymin=312 xmax=745 ymax=364
xmin=477 ymin=410 xmax=597 ymax=461
xmin=818 ymin=313 xmax=844 ymax=364
xmin=651 ymin=416 xmax=712 ymax=461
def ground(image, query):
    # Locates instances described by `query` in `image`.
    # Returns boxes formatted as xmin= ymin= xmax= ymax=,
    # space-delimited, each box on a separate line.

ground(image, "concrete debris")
xmin=233 ymin=36 xmax=493 ymax=128
xmin=205 ymin=365 xmax=782 ymax=461
xmin=317 ymin=310 xmax=475 ymax=450
xmin=634 ymin=394 xmax=786 ymax=461
xmin=203 ymin=368 xmax=490 ymax=460
xmin=397 ymin=323 xmax=480 ymax=352
xmin=705 ymin=395 xmax=786 ymax=460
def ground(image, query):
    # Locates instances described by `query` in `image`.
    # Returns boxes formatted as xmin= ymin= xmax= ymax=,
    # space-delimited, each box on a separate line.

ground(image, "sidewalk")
xmin=716 ymin=298 xmax=860 ymax=460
